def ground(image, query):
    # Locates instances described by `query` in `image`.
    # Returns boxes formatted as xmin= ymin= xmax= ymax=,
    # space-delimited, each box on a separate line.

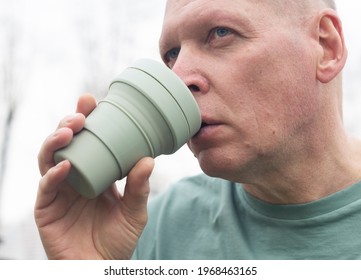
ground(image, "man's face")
xmin=160 ymin=0 xmax=320 ymax=182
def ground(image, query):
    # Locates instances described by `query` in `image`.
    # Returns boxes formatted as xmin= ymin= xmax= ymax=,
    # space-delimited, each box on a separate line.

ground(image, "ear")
xmin=316 ymin=9 xmax=347 ymax=83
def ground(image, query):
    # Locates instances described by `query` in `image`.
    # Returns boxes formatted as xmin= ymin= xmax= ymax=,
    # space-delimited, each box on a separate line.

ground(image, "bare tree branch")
xmin=0 ymin=16 xmax=22 ymax=246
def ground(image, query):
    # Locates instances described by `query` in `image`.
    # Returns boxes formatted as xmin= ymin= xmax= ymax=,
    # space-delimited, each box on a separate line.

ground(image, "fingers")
xmin=38 ymin=127 xmax=73 ymax=176
xmin=123 ymin=158 xmax=155 ymax=221
xmin=38 ymin=113 xmax=85 ymax=175
xmin=56 ymin=113 xmax=86 ymax=132
xmin=76 ymin=93 xmax=97 ymax=116
xmin=38 ymin=94 xmax=96 ymax=176
xmin=36 ymin=94 xmax=98 ymax=223
xmin=35 ymin=160 xmax=71 ymax=211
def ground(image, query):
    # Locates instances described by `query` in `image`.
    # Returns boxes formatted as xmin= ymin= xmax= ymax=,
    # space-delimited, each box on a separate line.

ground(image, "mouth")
xmin=198 ymin=120 xmax=215 ymax=133
xmin=200 ymin=117 xmax=222 ymax=128
xmin=193 ymin=122 xmax=207 ymax=137
xmin=193 ymin=118 xmax=222 ymax=137
xmin=200 ymin=122 xmax=209 ymax=129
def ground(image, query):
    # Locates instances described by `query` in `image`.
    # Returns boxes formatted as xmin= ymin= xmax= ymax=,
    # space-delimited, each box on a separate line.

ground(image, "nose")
xmin=171 ymin=50 xmax=210 ymax=96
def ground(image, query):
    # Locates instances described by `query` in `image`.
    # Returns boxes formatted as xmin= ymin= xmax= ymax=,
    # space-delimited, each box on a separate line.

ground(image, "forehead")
xmin=160 ymin=0 xmax=280 ymax=48
xmin=161 ymin=0 xmax=286 ymax=35
xmin=163 ymin=0 xmax=280 ymax=21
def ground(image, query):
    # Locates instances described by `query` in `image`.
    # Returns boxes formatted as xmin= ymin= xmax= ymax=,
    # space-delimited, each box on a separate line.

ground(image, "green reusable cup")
xmin=54 ymin=59 xmax=201 ymax=199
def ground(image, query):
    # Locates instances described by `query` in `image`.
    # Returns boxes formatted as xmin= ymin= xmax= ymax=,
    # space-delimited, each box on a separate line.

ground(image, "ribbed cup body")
xmin=54 ymin=59 xmax=201 ymax=198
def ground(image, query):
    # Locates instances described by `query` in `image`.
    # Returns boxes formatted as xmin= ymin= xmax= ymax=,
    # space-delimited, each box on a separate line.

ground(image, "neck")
xmin=243 ymin=117 xmax=361 ymax=205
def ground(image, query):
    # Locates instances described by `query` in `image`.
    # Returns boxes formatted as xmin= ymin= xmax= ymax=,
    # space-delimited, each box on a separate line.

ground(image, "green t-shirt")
xmin=133 ymin=174 xmax=361 ymax=259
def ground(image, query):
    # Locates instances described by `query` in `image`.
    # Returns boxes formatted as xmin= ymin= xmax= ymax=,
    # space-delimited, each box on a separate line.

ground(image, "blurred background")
xmin=0 ymin=0 xmax=360 ymax=259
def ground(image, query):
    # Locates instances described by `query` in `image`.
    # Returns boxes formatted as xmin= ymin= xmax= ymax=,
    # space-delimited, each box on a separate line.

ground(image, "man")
xmin=35 ymin=0 xmax=361 ymax=259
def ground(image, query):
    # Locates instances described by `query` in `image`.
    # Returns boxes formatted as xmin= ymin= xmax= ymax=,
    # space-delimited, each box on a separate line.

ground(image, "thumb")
xmin=123 ymin=157 xmax=155 ymax=220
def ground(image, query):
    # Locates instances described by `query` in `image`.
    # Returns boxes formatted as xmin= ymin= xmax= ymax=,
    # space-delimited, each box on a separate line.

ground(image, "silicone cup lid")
xmin=110 ymin=67 xmax=190 ymax=152
xmin=128 ymin=59 xmax=201 ymax=137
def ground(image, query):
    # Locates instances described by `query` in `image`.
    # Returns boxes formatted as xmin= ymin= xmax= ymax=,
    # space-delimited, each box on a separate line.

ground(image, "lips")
xmin=193 ymin=115 xmax=223 ymax=137
xmin=200 ymin=115 xmax=222 ymax=128
xmin=201 ymin=122 xmax=209 ymax=129
xmin=194 ymin=122 xmax=207 ymax=136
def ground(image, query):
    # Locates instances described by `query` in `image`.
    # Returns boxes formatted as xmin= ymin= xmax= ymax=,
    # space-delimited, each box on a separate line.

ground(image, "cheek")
xmin=222 ymin=57 xmax=318 ymax=159
xmin=239 ymin=47 xmax=316 ymax=123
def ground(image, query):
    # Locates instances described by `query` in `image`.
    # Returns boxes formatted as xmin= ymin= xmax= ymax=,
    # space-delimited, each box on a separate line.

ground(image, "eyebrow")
xmin=159 ymin=8 xmax=252 ymax=55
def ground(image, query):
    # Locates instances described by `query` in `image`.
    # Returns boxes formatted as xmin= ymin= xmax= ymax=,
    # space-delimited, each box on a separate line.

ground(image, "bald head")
xmin=256 ymin=0 xmax=337 ymax=25
xmin=263 ymin=0 xmax=337 ymax=10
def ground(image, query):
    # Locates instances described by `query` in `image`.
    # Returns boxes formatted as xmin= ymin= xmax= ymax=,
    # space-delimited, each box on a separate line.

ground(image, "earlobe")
xmin=316 ymin=10 xmax=347 ymax=83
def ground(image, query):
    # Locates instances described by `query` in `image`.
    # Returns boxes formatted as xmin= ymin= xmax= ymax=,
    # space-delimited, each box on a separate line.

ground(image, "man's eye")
xmin=207 ymin=27 xmax=234 ymax=44
xmin=165 ymin=47 xmax=180 ymax=62
xmin=214 ymin=27 xmax=231 ymax=38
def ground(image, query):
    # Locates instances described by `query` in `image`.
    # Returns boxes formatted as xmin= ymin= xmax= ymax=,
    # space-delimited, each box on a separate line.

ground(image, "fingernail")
xmin=64 ymin=115 xmax=76 ymax=125
xmin=63 ymin=113 xmax=82 ymax=124
xmin=55 ymin=161 xmax=65 ymax=169
xmin=53 ymin=127 xmax=69 ymax=138
xmin=56 ymin=160 xmax=69 ymax=169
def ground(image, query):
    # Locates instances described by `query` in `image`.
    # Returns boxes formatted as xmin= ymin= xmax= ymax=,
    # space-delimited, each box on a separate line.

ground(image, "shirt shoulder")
xmin=133 ymin=174 xmax=238 ymax=259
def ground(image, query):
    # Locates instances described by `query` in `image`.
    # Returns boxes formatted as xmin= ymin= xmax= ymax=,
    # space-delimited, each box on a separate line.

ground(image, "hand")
xmin=35 ymin=94 xmax=154 ymax=259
